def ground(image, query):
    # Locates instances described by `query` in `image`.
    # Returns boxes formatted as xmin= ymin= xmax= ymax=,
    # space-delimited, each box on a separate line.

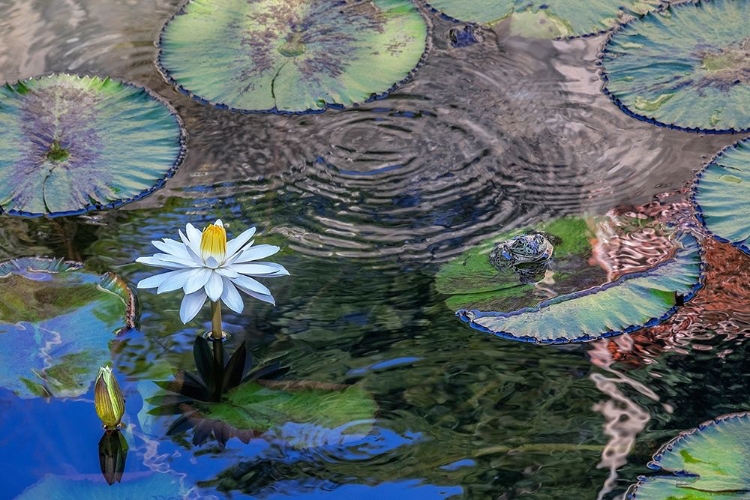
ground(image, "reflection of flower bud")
xmin=95 ymin=366 xmax=125 ymax=429
xmin=98 ymin=430 xmax=128 ymax=485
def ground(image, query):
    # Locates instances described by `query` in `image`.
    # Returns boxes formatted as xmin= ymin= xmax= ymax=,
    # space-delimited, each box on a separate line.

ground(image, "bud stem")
xmin=210 ymin=300 xmax=223 ymax=340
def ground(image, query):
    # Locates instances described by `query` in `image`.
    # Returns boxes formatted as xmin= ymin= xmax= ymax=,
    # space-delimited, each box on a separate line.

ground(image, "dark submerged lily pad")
xmin=157 ymin=0 xmax=429 ymax=113
xmin=458 ymin=232 xmax=703 ymax=344
xmin=601 ymin=0 xmax=750 ymax=133
xmin=693 ymin=138 xmax=750 ymax=255
xmin=0 ymin=74 xmax=185 ymax=216
xmin=0 ymin=257 xmax=134 ymax=398
xmin=628 ymin=412 xmax=750 ymax=499
xmin=424 ymin=0 xmax=662 ymax=39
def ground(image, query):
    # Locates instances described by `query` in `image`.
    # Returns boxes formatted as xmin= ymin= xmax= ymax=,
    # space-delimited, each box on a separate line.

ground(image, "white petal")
xmin=235 ymin=285 xmax=276 ymax=305
xmin=220 ymin=278 xmax=244 ymax=314
xmin=152 ymin=238 xmax=191 ymax=260
xmin=205 ymin=271 xmax=224 ymax=302
xmin=137 ymin=271 xmax=177 ymax=289
xmin=234 ymin=245 xmax=280 ymax=263
xmin=185 ymin=223 xmax=203 ymax=250
xmin=230 ymin=274 xmax=271 ymax=296
xmin=184 ymin=268 xmax=212 ymax=294
xmin=136 ymin=256 xmax=189 ymax=270
xmin=180 ymin=290 xmax=207 ymax=324
xmin=206 ymin=256 xmax=220 ymax=269
xmin=179 ymin=229 xmax=204 ymax=265
xmin=215 ymin=219 xmax=224 ymax=228
xmin=216 ymin=267 xmax=239 ymax=279
xmin=225 ymin=227 xmax=256 ymax=257
xmin=157 ymin=269 xmax=195 ymax=293
xmin=231 ymin=262 xmax=289 ymax=276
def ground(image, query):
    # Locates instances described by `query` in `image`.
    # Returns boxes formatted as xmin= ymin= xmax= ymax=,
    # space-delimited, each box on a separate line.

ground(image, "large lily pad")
xmin=458 ymin=232 xmax=703 ymax=343
xmin=0 ymin=74 xmax=185 ymax=216
xmin=16 ymin=473 xmax=184 ymax=500
xmin=424 ymin=0 xmax=663 ymax=39
xmin=693 ymin=138 xmax=750 ymax=255
xmin=0 ymin=257 xmax=134 ymax=398
xmin=600 ymin=0 xmax=750 ymax=133
xmin=628 ymin=412 xmax=750 ymax=499
xmin=157 ymin=0 xmax=429 ymax=113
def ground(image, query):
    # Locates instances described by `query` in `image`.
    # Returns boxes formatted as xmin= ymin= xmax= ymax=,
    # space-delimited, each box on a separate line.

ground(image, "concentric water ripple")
xmin=154 ymin=29 xmax=735 ymax=262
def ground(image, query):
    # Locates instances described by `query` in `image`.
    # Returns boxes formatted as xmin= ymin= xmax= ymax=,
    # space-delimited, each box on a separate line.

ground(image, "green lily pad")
xmin=601 ymin=0 xmax=750 ymax=132
xmin=424 ymin=0 xmax=662 ymax=38
xmin=628 ymin=412 xmax=750 ymax=499
xmin=458 ymin=232 xmax=703 ymax=344
xmin=436 ymin=217 xmax=606 ymax=314
xmin=148 ymin=380 xmax=376 ymax=436
xmin=0 ymin=257 xmax=134 ymax=398
xmin=693 ymin=138 xmax=750 ymax=255
xmin=16 ymin=473 xmax=185 ymax=500
xmin=157 ymin=0 xmax=429 ymax=113
xmin=0 ymin=74 xmax=186 ymax=216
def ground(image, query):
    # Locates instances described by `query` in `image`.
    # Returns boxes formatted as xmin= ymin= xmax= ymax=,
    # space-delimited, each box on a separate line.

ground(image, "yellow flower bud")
xmin=95 ymin=366 xmax=125 ymax=429
xmin=200 ymin=222 xmax=227 ymax=263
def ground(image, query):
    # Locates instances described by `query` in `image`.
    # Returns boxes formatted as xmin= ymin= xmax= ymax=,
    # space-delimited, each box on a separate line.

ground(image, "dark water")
xmin=1 ymin=1 xmax=750 ymax=499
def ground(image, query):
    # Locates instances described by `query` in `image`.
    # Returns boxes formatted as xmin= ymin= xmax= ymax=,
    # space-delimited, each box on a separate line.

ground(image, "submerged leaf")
xmin=425 ymin=0 xmax=662 ymax=38
xmin=0 ymin=74 xmax=186 ymax=216
xmin=601 ymin=0 xmax=750 ymax=132
xmin=158 ymin=0 xmax=429 ymax=113
xmin=628 ymin=412 xmax=750 ymax=498
xmin=693 ymin=137 xmax=750 ymax=255
xmin=0 ymin=257 xmax=134 ymax=398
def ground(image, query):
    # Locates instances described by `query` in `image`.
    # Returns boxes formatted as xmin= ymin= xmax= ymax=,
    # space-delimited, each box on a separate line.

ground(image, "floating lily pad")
xmin=601 ymin=0 xmax=750 ymax=132
xmin=628 ymin=412 xmax=750 ymax=499
xmin=0 ymin=74 xmax=185 ymax=216
xmin=424 ymin=0 xmax=662 ymax=38
xmin=693 ymin=138 xmax=750 ymax=255
xmin=458 ymin=232 xmax=703 ymax=343
xmin=436 ymin=217 xmax=606 ymax=314
xmin=157 ymin=0 xmax=429 ymax=113
xmin=0 ymin=257 xmax=134 ymax=398
xmin=16 ymin=473 xmax=184 ymax=500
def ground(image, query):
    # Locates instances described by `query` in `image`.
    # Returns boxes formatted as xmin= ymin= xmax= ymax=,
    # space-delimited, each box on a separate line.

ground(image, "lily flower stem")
xmin=210 ymin=300 xmax=223 ymax=341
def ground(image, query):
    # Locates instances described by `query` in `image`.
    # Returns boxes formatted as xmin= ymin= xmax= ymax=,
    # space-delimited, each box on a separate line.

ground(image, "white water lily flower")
xmin=136 ymin=220 xmax=288 ymax=324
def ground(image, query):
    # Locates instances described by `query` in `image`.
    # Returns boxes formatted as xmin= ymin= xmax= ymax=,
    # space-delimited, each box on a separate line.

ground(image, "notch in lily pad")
xmin=601 ymin=0 xmax=750 ymax=133
xmin=0 ymin=73 xmax=186 ymax=217
xmin=693 ymin=136 xmax=750 ymax=256
xmin=628 ymin=412 xmax=750 ymax=499
xmin=0 ymin=257 xmax=135 ymax=398
xmin=424 ymin=0 xmax=663 ymax=39
xmin=157 ymin=0 xmax=429 ymax=113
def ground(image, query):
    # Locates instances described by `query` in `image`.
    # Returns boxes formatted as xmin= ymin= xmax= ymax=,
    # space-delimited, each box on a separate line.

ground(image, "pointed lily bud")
xmin=95 ymin=366 xmax=125 ymax=429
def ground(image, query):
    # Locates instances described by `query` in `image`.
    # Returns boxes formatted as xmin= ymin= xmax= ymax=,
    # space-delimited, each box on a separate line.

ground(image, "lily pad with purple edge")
xmin=627 ymin=412 xmax=750 ymax=499
xmin=16 ymin=472 xmax=185 ymax=500
xmin=0 ymin=257 xmax=134 ymax=398
xmin=0 ymin=74 xmax=186 ymax=217
xmin=458 ymin=232 xmax=703 ymax=344
xmin=157 ymin=0 xmax=429 ymax=113
xmin=424 ymin=0 xmax=663 ymax=39
xmin=600 ymin=0 xmax=750 ymax=133
xmin=693 ymin=137 xmax=750 ymax=255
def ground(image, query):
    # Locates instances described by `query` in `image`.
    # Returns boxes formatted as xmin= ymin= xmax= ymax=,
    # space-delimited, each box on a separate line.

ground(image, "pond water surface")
xmin=1 ymin=1 xmax=749 ymax=499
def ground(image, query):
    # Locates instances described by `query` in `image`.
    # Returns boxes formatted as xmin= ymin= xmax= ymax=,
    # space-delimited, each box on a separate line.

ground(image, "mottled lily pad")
xmin=693 ymin=138 xmax=750 ymax=255
xmin=424 ymin=0 xmax=662 ymax=39
xmin=628 ymin=412 xmax=750 ymax=499
xmin=436 ymin=217 xmax=607 ymax=314
xmin=0 ymin=257 xmax=134 ymax=398
xmin=157 ymin=0 xmax=429 ymax=113
xmin=0 ymin=74 xmax=185 ymax=216
xmin=458 ymin=232 xmax=703 ymax=344
xmin=16 ymin=473 xmax=184 ymax=500
xmin=601 ymin=0 xmax=750 ymax=132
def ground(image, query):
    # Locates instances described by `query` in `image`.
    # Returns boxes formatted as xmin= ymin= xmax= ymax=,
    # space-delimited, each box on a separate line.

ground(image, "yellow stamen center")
xmin=201 ymin=223 xmax=227 ymax=262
